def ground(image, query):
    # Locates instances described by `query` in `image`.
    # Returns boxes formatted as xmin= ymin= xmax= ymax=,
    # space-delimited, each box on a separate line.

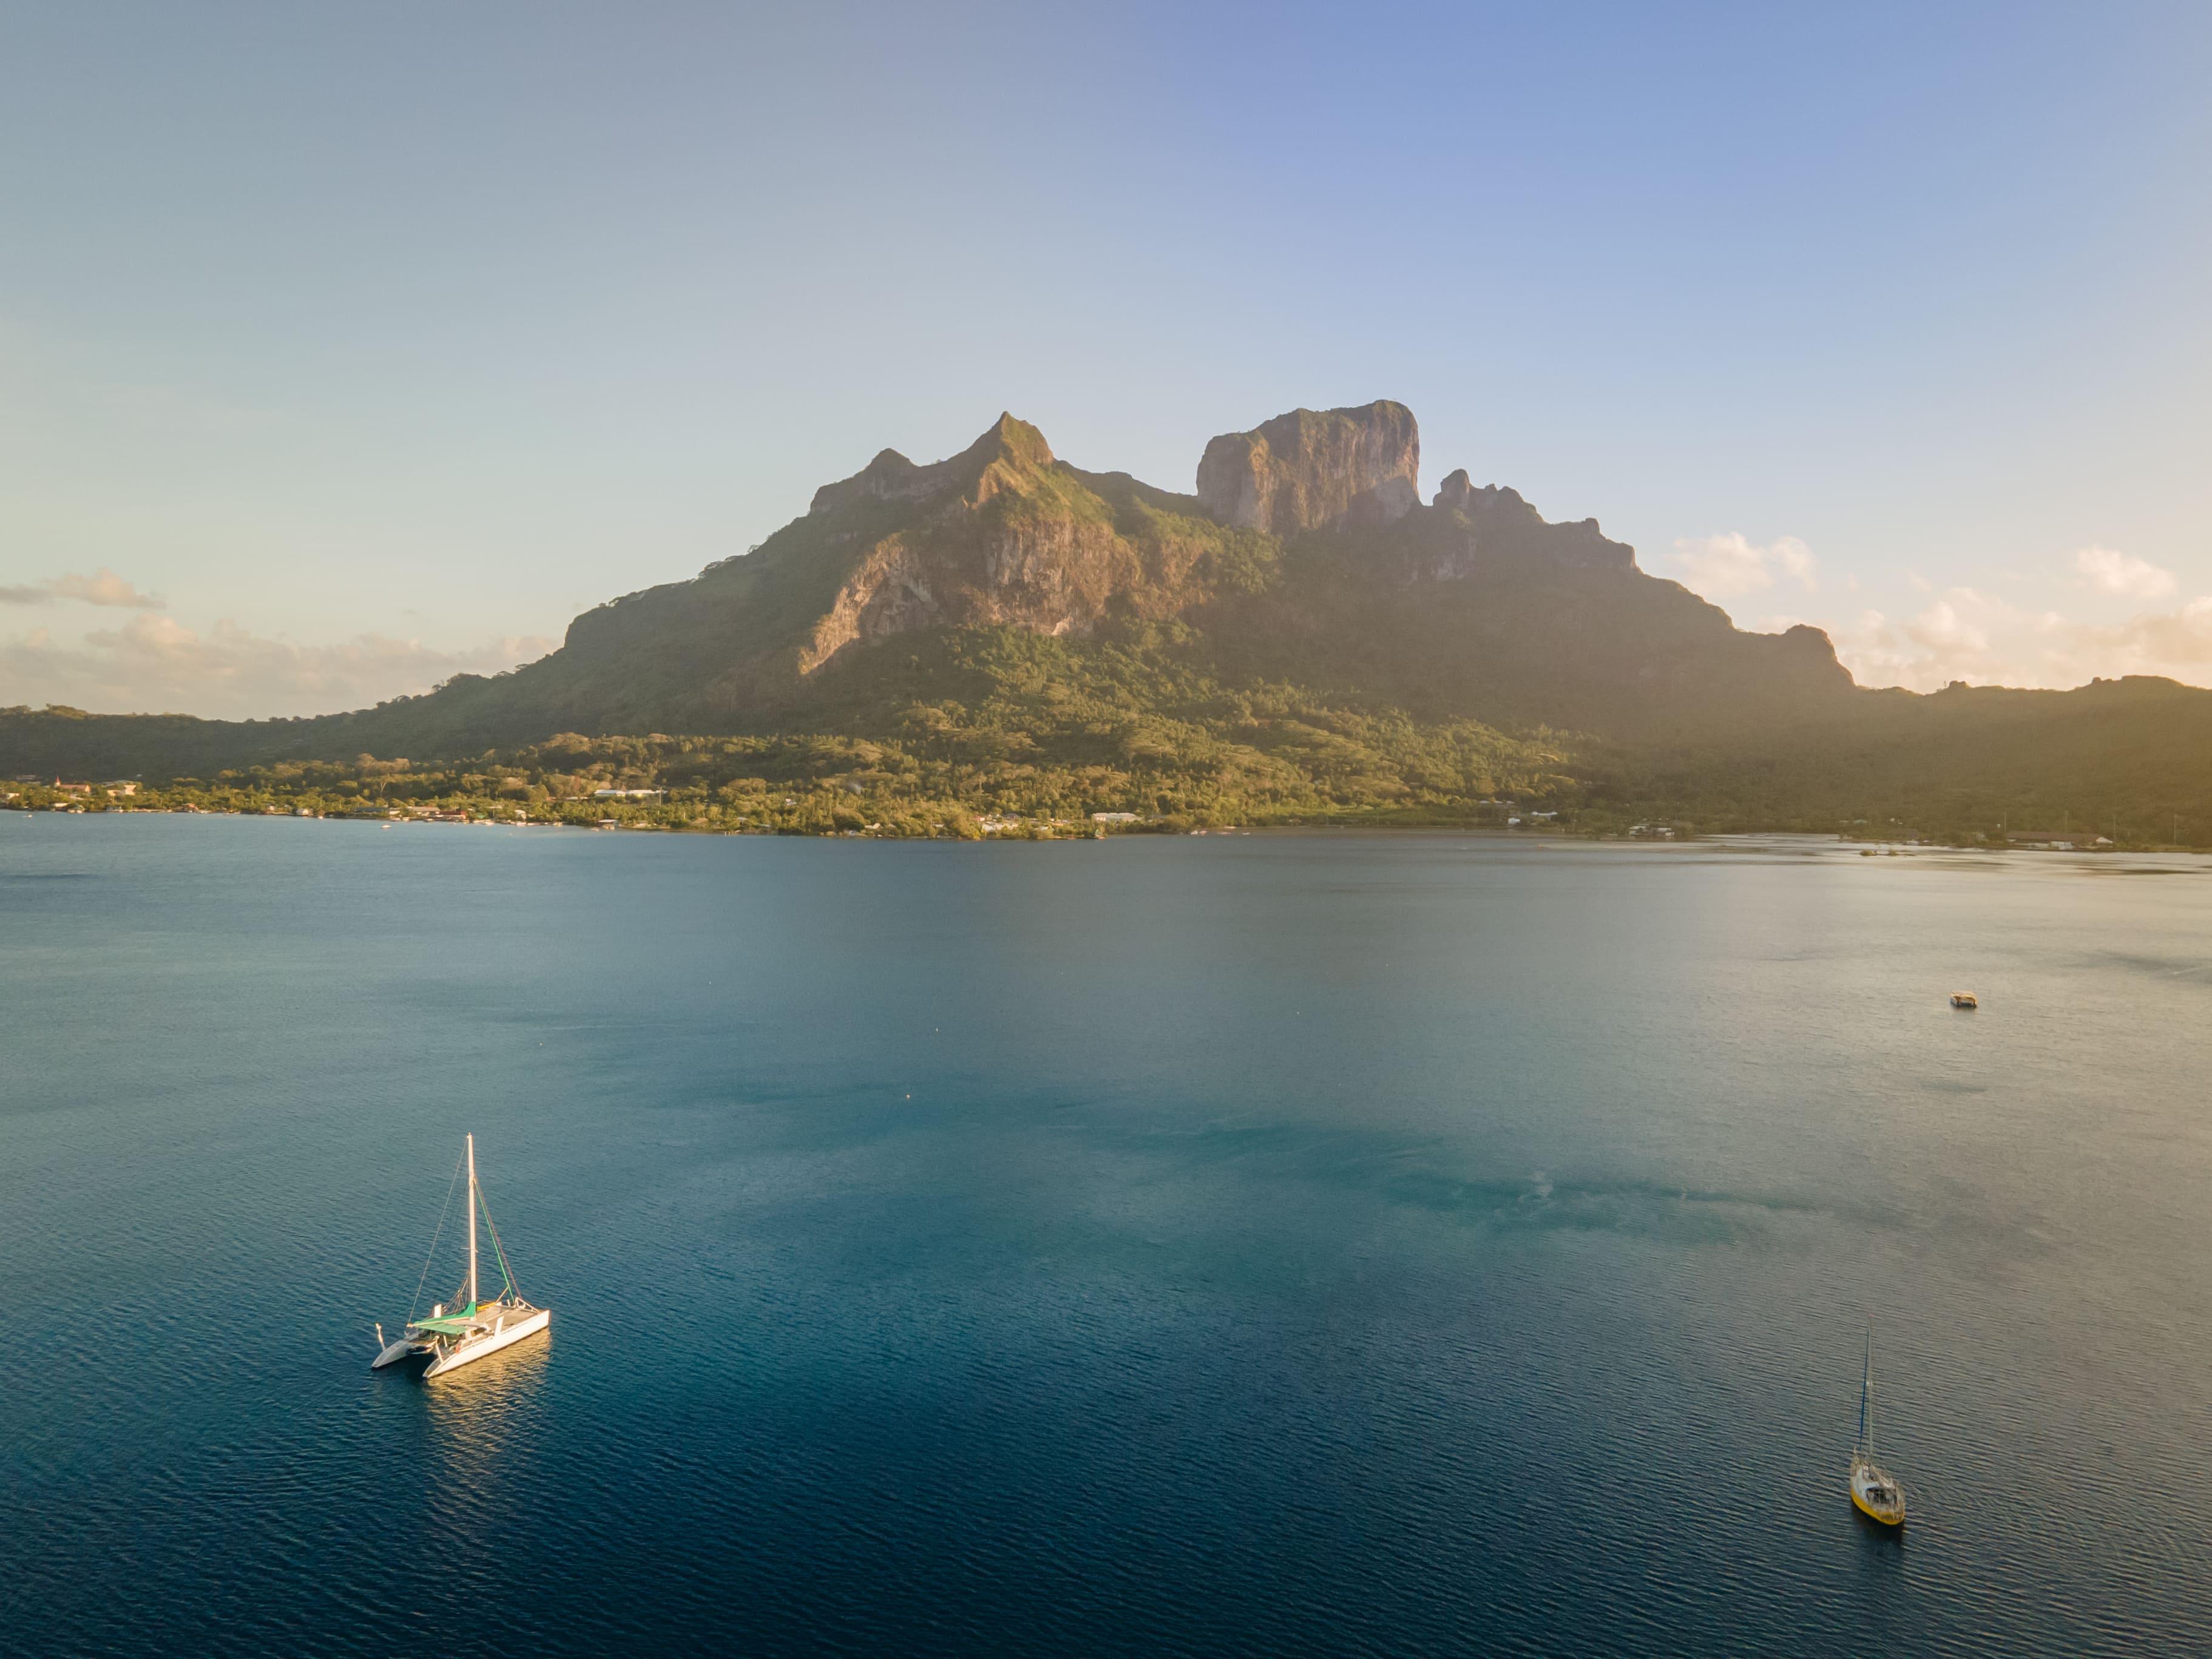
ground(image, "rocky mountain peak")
xmin=971 ymin=411 xmax=1054 ymax=470
xmin=1196 ymin=400 xmax=1420 ymax=535
xmin=809 ymin=413 xmax=1055 ymax=518
xmin=1433 ymin=468 xmax=1518 ymax=513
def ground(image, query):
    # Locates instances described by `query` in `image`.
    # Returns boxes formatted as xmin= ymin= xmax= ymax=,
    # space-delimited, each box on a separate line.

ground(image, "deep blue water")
xmin=5 ymin=815 xmax=2211 ymax=1656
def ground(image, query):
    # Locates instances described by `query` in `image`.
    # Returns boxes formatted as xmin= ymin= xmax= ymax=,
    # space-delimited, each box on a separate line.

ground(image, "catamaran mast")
xmin=467 ymin=1134 xmax=479 ymax=1309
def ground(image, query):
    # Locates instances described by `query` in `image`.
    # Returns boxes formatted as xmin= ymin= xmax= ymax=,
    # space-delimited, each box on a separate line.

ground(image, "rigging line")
xmin=477 ymin=1185 xmax=519 ymax=1298
xmin=407 ymin=1149 xmax=468 ymax=1323
xmin=477 ymin=1187 xmax=521 ymax=1298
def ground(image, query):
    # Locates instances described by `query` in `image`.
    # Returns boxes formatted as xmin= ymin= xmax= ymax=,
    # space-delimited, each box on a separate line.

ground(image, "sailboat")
xmin=1848 ymin=1331 xmax=1906 ymax=1526
xmin=372 ymin=1134 xmax=550 ymax=1379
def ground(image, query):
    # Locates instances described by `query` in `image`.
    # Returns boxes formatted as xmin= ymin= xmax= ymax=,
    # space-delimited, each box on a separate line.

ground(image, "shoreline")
xmin=9 ymin=806 xmax=2210 ymax=863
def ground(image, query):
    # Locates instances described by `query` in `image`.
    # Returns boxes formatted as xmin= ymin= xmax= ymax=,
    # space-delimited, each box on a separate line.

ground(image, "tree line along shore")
xmin=7 ymin=725 xmax=2204 ymax=850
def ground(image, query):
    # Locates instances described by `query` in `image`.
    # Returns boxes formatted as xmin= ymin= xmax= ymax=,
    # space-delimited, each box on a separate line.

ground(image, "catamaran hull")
xmin=373 ymin=1337 xmax=425 ymax=1369
xmin=423 ymin=1308 xmax=550 ymax=1378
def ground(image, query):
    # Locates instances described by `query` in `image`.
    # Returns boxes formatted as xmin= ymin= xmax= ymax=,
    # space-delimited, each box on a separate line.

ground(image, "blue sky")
xmin=3 ymin=1 xmax=2208 ymax=715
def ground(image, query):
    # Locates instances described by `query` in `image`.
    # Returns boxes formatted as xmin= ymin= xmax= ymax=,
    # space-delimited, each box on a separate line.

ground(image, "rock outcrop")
xmin=805 ymin=412 xmax=1056 ymax=519
xmin=797 ymin=414 xmax=1135 ymax=672
xmin=1410 ymin=470 xmax=1636 ymax=580
xmin=1196 ymin=401 xmax=1420 ymax=535
xmin=1431 ymin=468 xmax=1487 ymax=514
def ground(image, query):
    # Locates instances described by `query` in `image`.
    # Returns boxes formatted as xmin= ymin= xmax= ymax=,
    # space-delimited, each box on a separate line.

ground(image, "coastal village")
xmin=2 ymin=768 xmax=2169 ymax=850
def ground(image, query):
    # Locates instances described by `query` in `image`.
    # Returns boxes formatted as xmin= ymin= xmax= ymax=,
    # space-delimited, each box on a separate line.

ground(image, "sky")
xmin=2 ymin=1 xmax=2208 ymax=717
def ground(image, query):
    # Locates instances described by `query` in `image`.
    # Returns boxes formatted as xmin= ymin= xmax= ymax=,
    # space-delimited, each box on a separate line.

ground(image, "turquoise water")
xmin=4 ymin=816 xmax=2210 ymax=1655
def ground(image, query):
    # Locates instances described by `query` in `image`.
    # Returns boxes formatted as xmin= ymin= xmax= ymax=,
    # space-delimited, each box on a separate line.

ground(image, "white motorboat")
xmin=373 ymin=1134 xmax=550 ymax=1379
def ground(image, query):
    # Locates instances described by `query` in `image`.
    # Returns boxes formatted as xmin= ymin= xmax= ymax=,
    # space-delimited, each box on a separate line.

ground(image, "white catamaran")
xmin=373 ymin=1134 xmax=550 ymax=1379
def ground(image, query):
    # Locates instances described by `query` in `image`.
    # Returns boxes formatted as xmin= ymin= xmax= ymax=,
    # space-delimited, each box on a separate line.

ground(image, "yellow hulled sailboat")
xmin=1848 ymin=1331 xmax=1906 ymax=1526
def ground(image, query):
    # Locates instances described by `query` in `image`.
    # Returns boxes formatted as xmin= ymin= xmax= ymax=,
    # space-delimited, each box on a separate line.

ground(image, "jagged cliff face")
xmin=790 ymin=414 xmax=1258 ymax=674
xmin=1196 ymin=401 xmax=1421 ymax=534
xmin=1399 ymin=470 xmax=1636 ymax=581
xmin=796 ymin=416 xmax=1137 ymax=672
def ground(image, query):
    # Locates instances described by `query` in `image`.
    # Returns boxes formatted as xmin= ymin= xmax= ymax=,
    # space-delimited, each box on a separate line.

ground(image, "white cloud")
xmin=2073 ymin=544 xmax=2176 ymax=599
xmin=1773 ymin=538 xmax=1816 ymax=589
xmin=1670 ymin=533 xmax=1818 ymax=601
xmin=0 ymin=612 xmax=556 ymax=720
xmin=0 ymin=566 xmax=164 ymax=608
xmin=1832 ymin=587 xmax=2212 ymax=691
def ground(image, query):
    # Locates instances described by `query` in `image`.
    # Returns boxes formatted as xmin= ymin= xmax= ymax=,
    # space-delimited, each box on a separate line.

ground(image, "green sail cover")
xmin=411 ymin=1303 xmax=480 ymax=1335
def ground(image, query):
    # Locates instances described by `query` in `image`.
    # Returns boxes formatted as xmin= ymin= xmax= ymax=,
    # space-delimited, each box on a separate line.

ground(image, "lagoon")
xmin=4 ymin=816 xmax=2210 ymax=1655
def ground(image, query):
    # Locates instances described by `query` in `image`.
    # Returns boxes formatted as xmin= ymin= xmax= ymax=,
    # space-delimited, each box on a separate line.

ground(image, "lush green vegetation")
xmin=11 ymin=626 xmax=2210 ymax=847
xmin=3 ymin=624 xmax=1580 ymax=836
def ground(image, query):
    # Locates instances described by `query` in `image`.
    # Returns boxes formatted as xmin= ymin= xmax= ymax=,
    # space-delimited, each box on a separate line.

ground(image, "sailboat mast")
xmin=466 ymin=1134 xmax=479 ymax=1309
xmin=1862 ymin=1333 xmax=1875 ymax=1456
xmin=1867 ymin=1336 xmax=1884 ymax=1451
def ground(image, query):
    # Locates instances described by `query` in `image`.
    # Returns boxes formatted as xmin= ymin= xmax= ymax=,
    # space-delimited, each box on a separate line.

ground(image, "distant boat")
xmin=373 ymin=1134 xmax=550 ymax=1379
xmin=1950 ymin=992 xmax=1978 ymax=1009
xmin=1849 ymin=1332 xmax=1906 ymax=1526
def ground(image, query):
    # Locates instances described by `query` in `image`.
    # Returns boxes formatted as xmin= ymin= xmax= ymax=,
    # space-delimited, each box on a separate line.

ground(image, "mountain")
xmin=5 ymin=400 xmax=2209 ymax=841
xmin=496 ymin=398 xmax=1858 ymax=741
xmin=226 ymin=399 xmax=1857 ymax=743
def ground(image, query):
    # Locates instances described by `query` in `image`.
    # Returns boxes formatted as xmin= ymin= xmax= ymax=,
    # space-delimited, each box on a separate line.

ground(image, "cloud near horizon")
xmin=1815 ymin=588 xmax=2212 ymax=691
xmin=0 ymin=613 xmax=556 ymax=721
xmin=1677 ymin=534 xmax=2212 ymax=693
xmin=2073 ymin=544 xmax=2177 ymax=599
xmin=1669 ymin=533 xmax=1817 ymax=600
xmin=0 ymin=567 xmax=165 ymax=609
